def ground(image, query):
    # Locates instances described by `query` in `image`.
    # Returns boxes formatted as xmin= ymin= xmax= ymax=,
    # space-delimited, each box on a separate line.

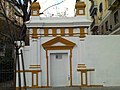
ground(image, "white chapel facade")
xmin=16 ymin=0 xmax=120 ymax=89
xmin=16 ymin=0 xmax=92 ymax=88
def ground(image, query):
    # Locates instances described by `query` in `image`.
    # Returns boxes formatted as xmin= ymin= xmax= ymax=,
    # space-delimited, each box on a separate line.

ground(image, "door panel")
xmin=50 ymin=53 xmax=69 ymax=87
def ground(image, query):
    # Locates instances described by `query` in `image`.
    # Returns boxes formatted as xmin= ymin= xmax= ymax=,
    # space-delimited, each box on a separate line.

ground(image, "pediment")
xmin=42 ymin=36 xmax=76 ymax=50
xmin=51 ymin=42 xmax=66 ymax=46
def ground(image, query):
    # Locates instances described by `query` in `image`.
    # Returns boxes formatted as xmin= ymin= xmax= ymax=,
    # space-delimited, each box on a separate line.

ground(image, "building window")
xmin=101 ymin=25 xmax=104 ymax=34
xmin=105 ymin=21 xmax=108 ymax=31
xmin=109 ymin=25 xmax=112 ymax=31
xmin=114 ymin=11 xmax=119 ymax=25
xmin=99 ymin=2 xmax=103 ymax=13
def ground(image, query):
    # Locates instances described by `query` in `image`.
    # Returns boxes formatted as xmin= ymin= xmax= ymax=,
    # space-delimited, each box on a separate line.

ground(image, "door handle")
xmin=68 ymin=75 xmax=70 ymax=80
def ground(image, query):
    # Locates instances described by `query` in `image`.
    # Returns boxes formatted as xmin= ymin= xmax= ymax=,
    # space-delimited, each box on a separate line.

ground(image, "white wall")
xmin=20 ymin=35 xmax=120 ymax=87
xmin=82 ymin=35 xmax=120 ymax=86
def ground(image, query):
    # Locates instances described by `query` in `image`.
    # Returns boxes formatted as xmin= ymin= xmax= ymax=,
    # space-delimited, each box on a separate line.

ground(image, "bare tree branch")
xmin=0 ymin=1 xmax=14 ymax=41
xmin=29 ymin=0 xmax=32 ymax=4
xmin=0 ymin=12 xmax=22 ymax=28
xmin=6 ymin=0 xmax=22 ymax=9
xmin=0 ymin=32 xmax=12 ymax=42
xmin=33 ymin=0 xmax=37 ymax=2
xmin=18 ymin=0 xmax=22 ymax=6
xmin=1 ymin=0 xmax=37 ymax=41
xmin=41 ymin=0 xmax=65 ymax=13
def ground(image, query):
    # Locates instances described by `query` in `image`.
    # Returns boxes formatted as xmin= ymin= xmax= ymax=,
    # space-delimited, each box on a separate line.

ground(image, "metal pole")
xmin=16 ymin=47 xmax=21 ymax=90
xmin=14 ymin=47 xmax=17 ymax=90
xmin=20 ymin=49 xmax=27 ymax=90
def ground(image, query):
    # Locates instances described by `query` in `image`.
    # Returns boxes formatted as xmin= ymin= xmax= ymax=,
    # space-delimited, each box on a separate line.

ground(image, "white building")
xmin=16 ymin=1 xmax=120 ymax=89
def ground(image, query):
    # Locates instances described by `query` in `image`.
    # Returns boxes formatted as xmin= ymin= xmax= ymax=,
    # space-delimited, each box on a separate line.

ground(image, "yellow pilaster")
xmin=61 ymin=27 xmax=65 ymax=36
xmin=44 ymin=28 xmax=48 ymax=36
xmin=32 ymin=28 xmax=38 ymax=38
xmin=80 ymin=27 xmax=85 ymax=38
xmin=52 ymin=28 xmax=56 ymax=36
xmin=69 ymin=28 xmax=73 ymax=36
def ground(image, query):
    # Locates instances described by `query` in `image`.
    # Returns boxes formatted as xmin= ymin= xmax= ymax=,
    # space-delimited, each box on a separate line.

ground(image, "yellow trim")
xmin=45 ymin=49 xmax=73 ymax=87
xmin=16 ymin=70 xmax=42 ymax=72
xmin=80 ymin=27 xmax=85 ymax=38
xmin=29 ymin=27 xmax=89 ymax=37
xmin=42 ymin=37 xmax=75 ymax=87
xmin=45 ymin=48 xmax=49 ymax=87
xmin=44 ymin=28 xmax=48 ymax=36
xmin=16 ymin=70 xmax=42 ymax=88
xmin=42 ymin=36 xmax=76 ymax=50
xmin=77 ymin=68 xmax=95 ymax=87
xmin=77 ymin=64 xmax=86 ymax=68
xmin=32 ymin=72 xmax=38 ymax=88
xmin=75 ymin=2 xmax=86 ymax=9
xmin=30 ymin=2 xmax=40 ymax=16
xmin=29 ymin=66 xmax=41 ymax=69
xmin=69 ymin=28 xmax=73 ymax=36
xmin=70 ymin=48 xmax=72 ymax=86
xmin=61 ymin=27 xmax=65 ymax=36
xmin=81 ymin=71 xmax=88 ymax=86
xmin=43 ymin=46 xmax=74 ymax=50
xmin=32 ymin=28 xmax=38 ymax=38
xmin=29 ymin=65 xmax=41 ymax=68
xmin=75 ymin=2 xmax=86 ymax=16
xmin=30 ymin=65 xmax=40 ymax=66
xmin=52 ymin=28 xmax=56 ymax=36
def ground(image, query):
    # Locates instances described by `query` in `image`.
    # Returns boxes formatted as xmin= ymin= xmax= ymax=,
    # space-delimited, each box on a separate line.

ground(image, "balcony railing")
xmin=90 ymin=19 xmax=98 ymax=31
xmin=108 ymin=0 xmax=119 ymax=10
xmin=89 ymin=2 xmax=97 ymax=16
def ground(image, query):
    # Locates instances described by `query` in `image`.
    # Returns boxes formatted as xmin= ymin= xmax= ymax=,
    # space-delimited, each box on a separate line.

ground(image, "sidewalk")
xmin=27 ymin=86 xmax=120 ymax=90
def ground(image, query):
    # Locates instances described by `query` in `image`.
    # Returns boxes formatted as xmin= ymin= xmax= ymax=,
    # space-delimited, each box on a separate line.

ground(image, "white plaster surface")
xmin=16 ymin=35 xmax=120 ymax=87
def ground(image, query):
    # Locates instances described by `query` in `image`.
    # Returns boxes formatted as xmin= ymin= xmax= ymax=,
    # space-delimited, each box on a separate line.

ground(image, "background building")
xmin=89 ymin=0 xmax=120 ymax=35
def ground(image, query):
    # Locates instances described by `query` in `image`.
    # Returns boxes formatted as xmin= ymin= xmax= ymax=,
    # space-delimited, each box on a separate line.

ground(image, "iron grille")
xmin=0 ymin=45 xmax=15 ymax=90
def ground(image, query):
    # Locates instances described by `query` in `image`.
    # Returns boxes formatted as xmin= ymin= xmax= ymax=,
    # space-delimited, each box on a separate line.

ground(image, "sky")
xmin=38 ymin=0 xmax=76 ymax=17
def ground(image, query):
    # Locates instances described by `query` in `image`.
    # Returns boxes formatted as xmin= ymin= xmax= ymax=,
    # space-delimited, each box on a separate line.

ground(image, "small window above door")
xmin=56 ymin=54 xmax=62 ymax=59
